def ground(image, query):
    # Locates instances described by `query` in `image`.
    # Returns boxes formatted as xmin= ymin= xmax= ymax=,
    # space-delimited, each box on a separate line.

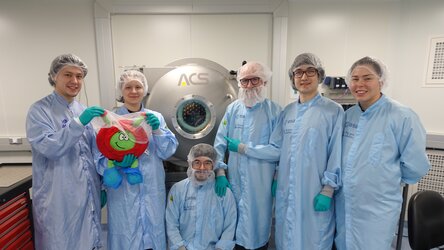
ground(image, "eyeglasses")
xmin=239 ymin=77 xmax=262 ymax=87
xmin=293 ymin=68 xmax=318 ymax=78
xmin=192 ymin=160 xmax=213 ymax=169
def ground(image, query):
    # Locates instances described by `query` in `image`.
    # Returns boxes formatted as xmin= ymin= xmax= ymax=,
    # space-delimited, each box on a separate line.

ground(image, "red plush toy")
xmin=96 ymin=111 xmax=149 ymax=188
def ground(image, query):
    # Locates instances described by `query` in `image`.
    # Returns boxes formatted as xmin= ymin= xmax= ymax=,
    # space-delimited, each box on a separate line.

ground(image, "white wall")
xmin=109 ymin=13 xmax=272 ymax=108
xmin=287 ymin=1 xmax=399 ymax=84
xmin=0 ymin=0 xmax=101 ymax=138
xmin=286 ymin=0 xmax=444 ymax=135
xmin=112 ymin=14 xmax=272 ymax=72
xmin=395 ymin=0 xmax=444 ymax=135
xmin=0 ymin=0 xmax=443 ymax=141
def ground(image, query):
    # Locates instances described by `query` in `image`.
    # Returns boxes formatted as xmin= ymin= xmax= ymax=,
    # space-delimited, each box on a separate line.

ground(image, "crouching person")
xmin=166 ymin=143 xmax=237 ymax=250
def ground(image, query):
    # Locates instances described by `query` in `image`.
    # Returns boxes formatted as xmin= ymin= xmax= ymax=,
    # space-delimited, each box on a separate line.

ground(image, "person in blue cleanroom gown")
xmin=335 ymin=56 xmax=430 ymax=250
xmin=26 ymin=53 xmax=105 ymax=250
xmin=98 ymin=69 xmax=178 ymax=250
xmin=166 ymin=143 xmax=237 ymax=250
xmin=270 ymin=53 xmax=343 ymax=250
xmin=213 ymin=61 xmax=282 ymax=250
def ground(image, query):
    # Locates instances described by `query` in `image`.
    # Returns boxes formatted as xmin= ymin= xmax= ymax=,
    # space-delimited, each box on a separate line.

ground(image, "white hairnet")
xmin=237 ymin=61 xmax=272 ymax=85
xmin=48 ymin=54 xmax=88 ymax=86
xmin=187 ymin=143 xmax=217 ymax=164
xmin=116 ymin=70 xmax=148 ymax=102
xmin=345 ymin=56 xmax=389 ymax=88
xmin=288 ymin=53 xmax=325 ymax=88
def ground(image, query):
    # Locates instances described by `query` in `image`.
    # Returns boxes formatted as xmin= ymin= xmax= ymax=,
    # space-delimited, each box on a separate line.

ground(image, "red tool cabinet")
xmin=0 ymin=169 xmax=33 ymax=250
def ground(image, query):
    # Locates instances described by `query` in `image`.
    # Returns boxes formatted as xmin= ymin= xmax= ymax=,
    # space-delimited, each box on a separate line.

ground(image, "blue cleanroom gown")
xmin=271 ymin=94 xmax=343 ymax=250
xmin=99 ymin=106 xmax=178 ymax=250
xmin=165 ymin=178 xmax=237 ymax=250
xmin=26 ymin=91 xmax=103 ymax=250
xmin=214 ymin=99 xmax=282 ymax=249
xmin=335 ymin=95 xmax=430 ymax=250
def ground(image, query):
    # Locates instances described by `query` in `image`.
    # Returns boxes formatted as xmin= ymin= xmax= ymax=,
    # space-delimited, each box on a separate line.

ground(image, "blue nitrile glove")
xmin=271 ymin=180 xmax=277 ymax=198
xmin=79 ymin=106 xmax=105 ymax=126
xmin=215 ymin=175 xmax=231 ymax=197
xmin=224 ymin=136 xmax=241 ymax=152
xmin=113 ymin=154 xmax=136 ymax=168
xmin=314 ymin=193 xmax=332 ymax=211
xmin=100 ymin=190 xmax=107 ymax=208
xmin=146 ymin=113 xmax=160 ymax=130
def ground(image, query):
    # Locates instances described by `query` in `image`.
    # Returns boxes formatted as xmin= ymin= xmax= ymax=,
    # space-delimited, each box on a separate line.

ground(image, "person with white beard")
xmin=213 ymin=62 xmax=282 ymax=250
xmin=165 ymin=143 xmax=237 ymax=250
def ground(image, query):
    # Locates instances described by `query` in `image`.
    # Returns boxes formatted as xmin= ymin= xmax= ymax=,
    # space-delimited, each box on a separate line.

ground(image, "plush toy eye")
xmin=119 ymin=133 xmax=129 ymax=141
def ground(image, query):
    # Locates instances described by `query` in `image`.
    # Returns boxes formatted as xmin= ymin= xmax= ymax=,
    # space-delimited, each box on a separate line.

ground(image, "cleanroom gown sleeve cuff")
xmin=215 ymin=239 xmax=235 ymax=250
xmin=322 ymin=171 xmax=340 ymax=189
xmin=170 ymin=241 xmax=186 ymax=250
xmin=73 ymin=117 xmax=84 ymax=126
xmin=152 ymin=128 xmax=164 ymax=135
xmin=215 ymin=161 xmax=228 ymax=170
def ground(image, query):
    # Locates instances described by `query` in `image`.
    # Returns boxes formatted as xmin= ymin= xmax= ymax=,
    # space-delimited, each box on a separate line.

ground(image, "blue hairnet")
xmin=237 ymin=61 xmax=272 ymax=85
xmin=116 ymin=70 xmax=148 ymax=103
xmin=288 ymin=53 xmax=325 ymax=86
xmin=346 ymin=56 xmax=388 ymax=88
xmin=187 ymin=143 xmax=217 ymax=164
xmin=48 ymin=54 xmax=88 ymax=86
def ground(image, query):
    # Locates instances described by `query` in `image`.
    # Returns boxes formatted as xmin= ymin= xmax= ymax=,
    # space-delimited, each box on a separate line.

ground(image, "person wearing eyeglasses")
xmin=166 ymin=143 xmax=237 ymax=250
xmin=266 ymin=53 xmax=344 ymax=249
xmin=213 ymin=61 xmax=282 ymax=250
xmin=334 ymin=57 xmax=430 ymax=250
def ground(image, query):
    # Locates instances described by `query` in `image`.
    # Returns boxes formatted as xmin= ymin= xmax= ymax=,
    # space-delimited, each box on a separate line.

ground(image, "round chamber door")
xmin=172 ymin=94 xmax=216 ymax=139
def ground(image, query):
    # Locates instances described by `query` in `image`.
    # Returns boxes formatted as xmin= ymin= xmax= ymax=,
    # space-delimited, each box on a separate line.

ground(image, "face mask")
xmin=187 ymin=167 xmax=215 ymax=186
xmin=238 ymin=86 xmax=265 ymax=107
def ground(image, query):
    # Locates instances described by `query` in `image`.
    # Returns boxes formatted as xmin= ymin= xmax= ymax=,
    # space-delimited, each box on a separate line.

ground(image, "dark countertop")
xmin=0 ymin=164 xmax=32 ymax=204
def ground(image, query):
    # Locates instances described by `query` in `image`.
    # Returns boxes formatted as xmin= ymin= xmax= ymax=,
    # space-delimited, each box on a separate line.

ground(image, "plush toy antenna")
xmin=101 ymin=110 xmax=111 ymax=125
xmin=133 ymin=115 xmax=144 ymax=127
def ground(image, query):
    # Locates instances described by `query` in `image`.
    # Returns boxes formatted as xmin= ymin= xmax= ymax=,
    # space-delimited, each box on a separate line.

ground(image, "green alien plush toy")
xmin=96 ymin=111 xmax=149 ymax=189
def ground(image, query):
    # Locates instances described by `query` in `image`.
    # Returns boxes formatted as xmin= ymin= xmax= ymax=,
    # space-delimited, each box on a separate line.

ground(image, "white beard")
xmin=238 ymin=86 xmax=265 ymax=107
xmin=187 ymin=167 xmax=215 ymax=186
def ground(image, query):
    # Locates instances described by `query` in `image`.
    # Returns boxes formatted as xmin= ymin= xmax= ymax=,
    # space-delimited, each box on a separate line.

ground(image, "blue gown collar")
xmin=297 ymin=93 xmax=321 ymax=107
xmin=246 ymin=100 xmax=265 ymax=110
xmin=120 ymin=103 xmax=145 ymax=114
xmin=361 ymin=93 xmax=386 ymax=114
xmin=52 ymin=91 xmax=73 ymax=107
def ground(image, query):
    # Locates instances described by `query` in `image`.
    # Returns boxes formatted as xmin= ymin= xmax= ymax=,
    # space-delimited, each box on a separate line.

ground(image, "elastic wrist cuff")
xmin=152 ymin=129 xmax=163 ymax=135
xmin=74 ymin=117 xmax=84 ymax=126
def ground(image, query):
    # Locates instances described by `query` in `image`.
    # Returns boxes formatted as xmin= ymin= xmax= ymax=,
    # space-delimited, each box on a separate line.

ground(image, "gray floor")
xmin=390 ymin=233 xmax=412 ymax=250
xmin=266 ymin=224 xmax=412 ymax=250
xmin=101 ymin=223 xmax=414 ymax=250
xmin=389 ymin=227 xmax=442 ymax=250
